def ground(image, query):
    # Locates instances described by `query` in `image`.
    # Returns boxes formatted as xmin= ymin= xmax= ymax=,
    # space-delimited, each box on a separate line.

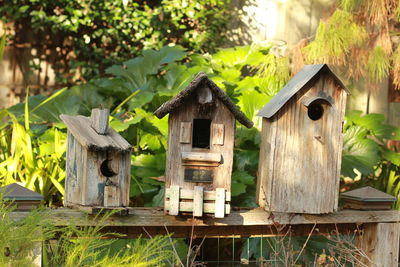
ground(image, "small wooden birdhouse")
xmin=154 ymin=72 xmax=253 ymax=218
xmin=0 ymin=183 xmax=43 ymax=210
xmin=61 ymin=108 xmax=131 ymax=209
xmin=256 ymin=64 xmax=350 ymax=214
xmin=341 ymin=186 xmax=396 ymax=210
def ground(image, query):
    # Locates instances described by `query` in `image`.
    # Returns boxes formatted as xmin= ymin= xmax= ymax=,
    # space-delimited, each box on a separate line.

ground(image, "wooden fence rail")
xmin=10 ymin=208 xmax=400 ymax=266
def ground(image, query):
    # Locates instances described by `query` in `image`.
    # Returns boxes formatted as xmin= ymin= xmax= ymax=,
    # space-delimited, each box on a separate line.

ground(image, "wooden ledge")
xmin=10 ymin=207 xmax=399 ymax=238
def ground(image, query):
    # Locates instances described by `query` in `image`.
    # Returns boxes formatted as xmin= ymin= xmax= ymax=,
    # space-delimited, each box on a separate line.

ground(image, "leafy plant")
xmin=0 ymin=0 xmax=233 ymax=84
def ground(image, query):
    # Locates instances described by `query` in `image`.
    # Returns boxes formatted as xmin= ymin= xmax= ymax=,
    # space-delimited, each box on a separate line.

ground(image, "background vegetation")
xmin=0 ymin=0 xmax=400 ymax=264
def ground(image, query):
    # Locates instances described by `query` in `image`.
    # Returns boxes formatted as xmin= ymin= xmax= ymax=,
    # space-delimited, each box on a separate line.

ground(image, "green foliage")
xmin=0 ymin=202 xmax=49 ymax=266
xmin=0 ymin=0 xmax=232 ymax=83
xmin=367 ymin=46 xmax=391 ymax=83
xmin=47 ymin=212 xmax=177 ymax=266
xmin=304 ymin=9 xmax=367 ymax=65
xmin=341 ymin=111 xmax=400 ymax=204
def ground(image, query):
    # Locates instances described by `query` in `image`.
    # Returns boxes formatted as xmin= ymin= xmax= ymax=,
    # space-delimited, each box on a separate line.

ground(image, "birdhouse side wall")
xmin=64 ymin=130 xmax=87 ymax=207
xmin=84 ymin=150 xmax=131 ymax=206
xmin=257 ymin=74 xmax=347 ymax=214
xmin=165 ymin=95 xmax=235 ymax=193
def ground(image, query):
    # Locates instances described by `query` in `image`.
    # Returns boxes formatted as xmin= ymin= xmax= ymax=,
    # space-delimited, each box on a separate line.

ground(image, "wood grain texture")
xmin=164 ymin=201 xmax=230 ymax=214
xmin=169 ymin=185 xmax=180 ymax=215
xmin=193 ymin=186 xmax=204 ymax=217
xmin=165 ymin=188 xmax=231 ymax=201
xmin=10 ymin=208 xmax=399 ymax=227
xmin=104 ymin=185 xmax=119 ymax=207
xmin=215 ymin=188 xmax=226 ymax=218
xmin=181 ymin=152 xmax=221 ymax=163
xmin=257 ymin=73 xmax=347 ymax=214
xmin=179 ymin=122 xmax=192 ymax=143
xmin=90 ymin=108 xmax=109 ymax=135
xmin=60 ymin=114 xmax=131 ymax=152
xmin=212 ymin=123 xmax=224 ymax=145
xmin=356 ymin=223 xmax=400 ymax=267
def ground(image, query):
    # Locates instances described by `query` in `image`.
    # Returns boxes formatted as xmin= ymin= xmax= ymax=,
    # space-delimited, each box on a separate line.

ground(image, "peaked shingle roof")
xmin=340 ymin=186 xmax=396 ymax=202
xmin=154 ymin=72 xmax=254 ymax=128
xmin=0 ymin=183 xmax=43 ymax=201
xmin=257 ymin=64 xmax=351 ymax=118
xmin=60 ymin=114 xmax=131 ymax=152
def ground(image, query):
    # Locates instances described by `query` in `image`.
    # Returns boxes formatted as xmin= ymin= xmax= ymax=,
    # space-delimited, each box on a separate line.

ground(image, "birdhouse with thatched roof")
xmin=154 ymin=72 xmax=253 ymax=218
xmin=256 ymin=64 xmax=350 ymax=214
xmin=61 ymin=108 xmax=131 ymax=209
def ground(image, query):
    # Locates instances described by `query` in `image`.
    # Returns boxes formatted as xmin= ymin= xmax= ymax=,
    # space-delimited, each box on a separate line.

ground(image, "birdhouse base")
xmin=165 ymin=186 xmax=231 ymax=218
xmin=67 ymin=204 xmax=131 ymax=216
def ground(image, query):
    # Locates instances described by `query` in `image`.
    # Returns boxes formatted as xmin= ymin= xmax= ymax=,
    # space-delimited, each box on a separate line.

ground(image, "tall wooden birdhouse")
xmin=256 ymin=64 xmax=350 ymax=214
xmin=154 ymin=72 xmax=253 ymax=218
xmin=61 ymin=108 xmax=131 ymax=209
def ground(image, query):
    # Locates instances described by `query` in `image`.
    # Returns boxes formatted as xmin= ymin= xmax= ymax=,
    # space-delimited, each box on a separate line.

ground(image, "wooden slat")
xmin=179 ymin=122 xmax=192 ymax=143
xmin=356 ymin=222 xmax=400 ymax=267
xmin=165 ymin=201 xmax=230 ymax=214
xmin=10 ymin=208 xmax=400 ymax=227
xmin=193 ymin=186 xmax=203 ymax=217
xmin=181 ymin=152 xmax=221 ymax=163
xmin=212 ymin=124 xmax=224 ymax=145
xmin=168 ymin=186 xmax=180 ymax=215
xmin=215 ymin=188 xmax=225 ymax=218
xmin=165 ymin=188 xmax=231 ymax=201
xmin=90 ymin=108 xmax=109 ymax=135
xmin=104 ymin=185 xmax=119 ymax=207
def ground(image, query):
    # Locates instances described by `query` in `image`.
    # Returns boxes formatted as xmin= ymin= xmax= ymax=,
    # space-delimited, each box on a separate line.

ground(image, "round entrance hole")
xmin=100 ymin=159 xmax=116 ymax=177
xmin=307 ymin=102 xmax=324 ymax=121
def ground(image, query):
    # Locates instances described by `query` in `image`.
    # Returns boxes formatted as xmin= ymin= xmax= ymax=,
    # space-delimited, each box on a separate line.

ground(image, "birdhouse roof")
xmin=340 ymin=186 xmax=397 ymax=202
xmin=60 ymin=114 xmax=131 ymax=152
xmin=0 ymin=183 xmax=43 ymax=201
xmin=257 ymin=64 xmax=351 ymax=118
xmin=154 ymin=72 xmax=254 ymax=128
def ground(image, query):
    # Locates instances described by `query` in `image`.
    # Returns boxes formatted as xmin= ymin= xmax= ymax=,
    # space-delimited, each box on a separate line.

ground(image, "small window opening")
xmin=307 ymin=102 xmax=324 ymax=121
xmin=192 ymin=119 xmax=211 ymax=149
xmin=100 ymin=159 xmax=116 ymax=177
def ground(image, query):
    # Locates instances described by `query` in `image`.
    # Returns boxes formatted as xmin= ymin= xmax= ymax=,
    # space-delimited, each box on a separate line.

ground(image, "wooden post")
xmin=169 ymin=186 xmax=180 ymax=215
xmin=356 ymin=222 xmax=399 ymax=267
xmin=215 ymin=188 xmax=225 ymax=218
xmin=193 ymin=186 xmax=204 ymax=217
xmin=91 ymin=108 xmax=109 ymax=135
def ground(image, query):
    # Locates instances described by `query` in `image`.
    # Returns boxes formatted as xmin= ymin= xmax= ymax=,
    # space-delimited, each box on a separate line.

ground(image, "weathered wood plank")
xmin=165 ymin=188 xmax=231 ymax=201
xmin=181 ymin=152 xmax=221 ymax=163
xmin=212 ymin=123 xmax=224 ymax=145
xmin=168 ymin=186 xmax=180 ymax=215
xmin=356 ymin=222 xmax=400 ymax=267
xmin=179 ymin=122 xmax=192 ymax=143
xmin=104 ymin=185 xmax=119 ymax=207
xmin=215 ymin=188 xmax=225 ymax=218
xmin=193 ymin=186 xmax=203 ymax=217
xmin=10 ymin=208 xmax=399 ymax=227
xmin=165 ymin=201 xmax=230 ymax=214
xmin=90 ymin=108 xmax=109 ymax=135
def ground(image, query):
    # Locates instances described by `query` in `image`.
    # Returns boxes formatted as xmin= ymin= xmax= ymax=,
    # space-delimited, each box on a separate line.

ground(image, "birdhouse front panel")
xmin=256 ymin=64 xmax=349 ymax=214
xmin=155 ymin=72 xmax=253 ymax=218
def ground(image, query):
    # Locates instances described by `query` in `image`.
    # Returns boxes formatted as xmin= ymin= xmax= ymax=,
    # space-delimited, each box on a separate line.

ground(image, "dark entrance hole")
xmin=307 ymin=102 xmax=324 ymax=121
xmin=192 ymin=119 xmax=211 ymax=149
xmin=100 ymin=159 xmax=116 ymax=177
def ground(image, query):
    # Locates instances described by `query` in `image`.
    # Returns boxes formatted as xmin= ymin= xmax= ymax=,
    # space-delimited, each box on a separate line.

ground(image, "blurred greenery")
xmin=0 ymin=0 xmax=232 ymax=84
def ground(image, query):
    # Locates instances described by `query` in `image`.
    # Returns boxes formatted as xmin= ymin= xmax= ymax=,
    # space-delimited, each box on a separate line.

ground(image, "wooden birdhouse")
xmin=154 ymin=72 xmax=253 ymax=218
xmin=61 ymin=108 xmax=131 ymax=209
xmin=0 ymin=183 xmax=44 ymax=210
xmin=341 ymin=186 xmax=396 ymax=210
xmin=256 ymin=64 xmax=350 ymax=214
